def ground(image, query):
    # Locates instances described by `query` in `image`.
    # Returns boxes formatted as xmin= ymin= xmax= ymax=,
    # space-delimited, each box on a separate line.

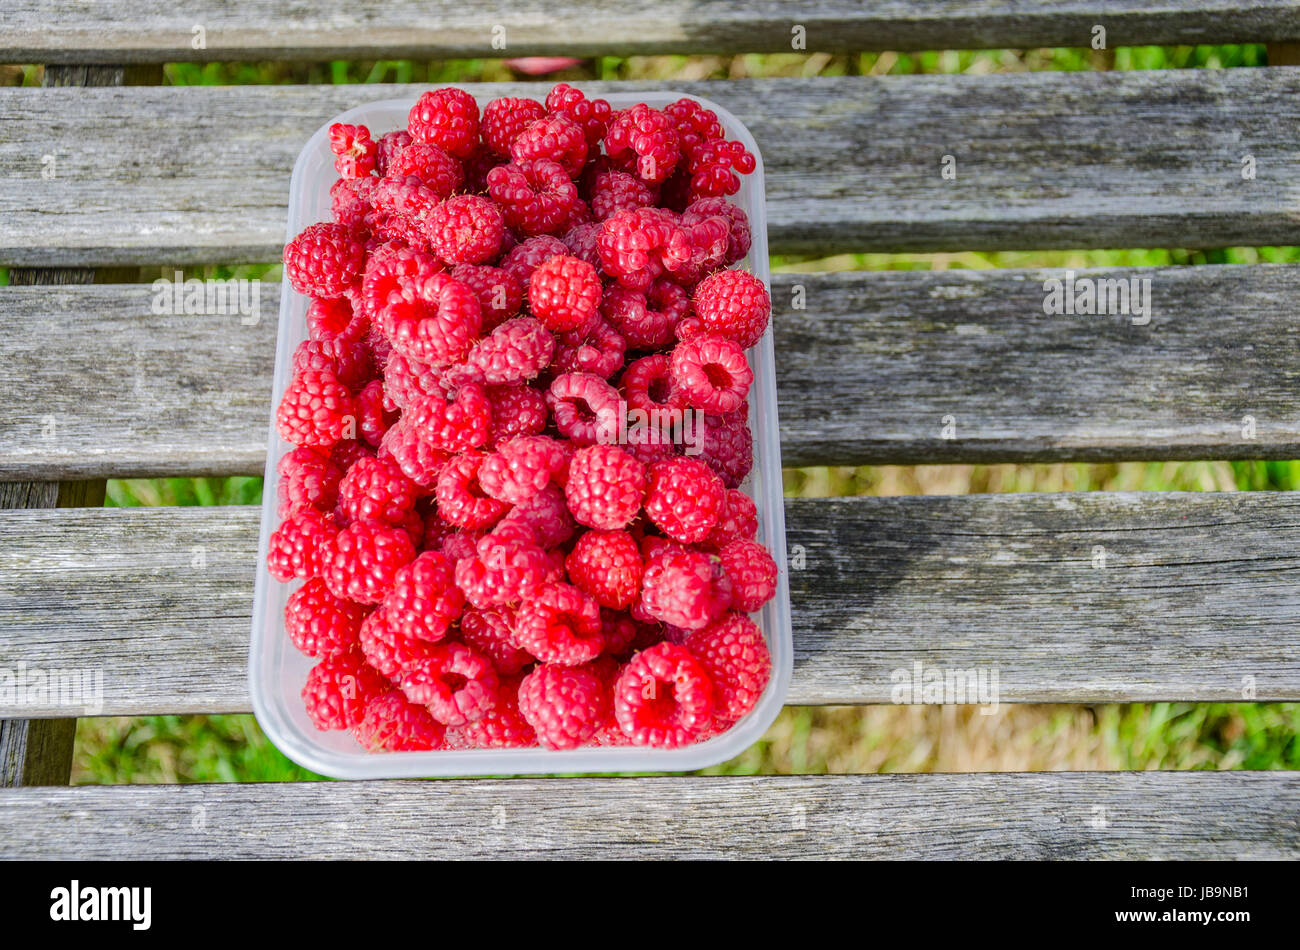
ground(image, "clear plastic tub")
xmin=250 ymin=91 xmax=791 ymax=777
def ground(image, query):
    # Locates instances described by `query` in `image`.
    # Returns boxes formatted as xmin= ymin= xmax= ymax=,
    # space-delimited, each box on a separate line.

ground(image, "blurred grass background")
xmin=7 ymin=43 xmax=1296 ymax=783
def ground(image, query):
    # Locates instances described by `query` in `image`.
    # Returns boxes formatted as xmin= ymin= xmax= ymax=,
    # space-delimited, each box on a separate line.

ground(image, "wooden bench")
xmin=2 ymin=2 xmax=1299 ymax=859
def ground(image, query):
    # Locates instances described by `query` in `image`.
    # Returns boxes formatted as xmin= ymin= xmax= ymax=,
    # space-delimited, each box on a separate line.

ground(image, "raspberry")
xmin=438 ymin=528 xmax=484 ymax=564
xmin=664 ymin=98 xmax=725 ymax=151
xmin=717 ymin=539 xmax=777 ymax=613
xmin=337 ymin=455 xmax=420 ymax=527
xmin=682 ymin=138 xmax=756 ymax=203
xmin=407 ymin=381 xmax=492 ymax=453
xmin=331 ymin=176 xmax=378 ymax=234
xmin=321 ymin=520 xmax=417 ymax=604
xmin=604 ymin=104 xmax=680 ymax=185
xmin=384 ymin=142 xmax=463 ymax=198
xmin=480 ymin=96 xmax=549 ymax=156
xmin=510 ymin=113 xmax=588 ymax=177
xmin=369 ymin=178 xmax=442 ymax=252
xmin=445 ymin=675 xmax=537 ymax=749
xmin=597 ymin=208 xmax=681 ymax=292
xmin=486 ymin=383 xmax=548 ymax=443
xmin=352 ymin=689 xmax=446 ymax=751
xmin=644 ymin=456 xmax=725 ymax=543
xmin=307 ymin=295 xmax=367 ymax=343
xmin=517 ymin=663 xmax=609 ymax=749
xmin=302 ymin=650 xmax=386 ymax=731
xmin=639 ymin=542 xmax=731 ymax=630
xmin=487 ymin=159 xmax=579 ymax=237
xmin=465 ymin=316 xmax=555 ymax=385
xmin=599 ymin=610 xmax=639 ymax=656
xmin=479 ymin=435 xmax=569 ymax=504
xmin=450 ymin=264 xmax=522 ymax=331
xmin=382 ymin=550 xmax=465 ymax=642
xmin=600 ymin=279 xmax=689 ymax=350
xmin=284 ymin=222 xmax=366 ymax=299
xmin=685 ymin=612 xmax=771 ymax=722
xmin=547 ymin=372 xmax=621 ymax=445
xmin=566 ymin=529 xmax=643 ymax=609
xmin=528 ymin=254 xmax=602 ymax=332
xmin=461 ymin=143 xmax=500 ymax=194
xmin=496 ymin=482 xmax=576 ymax=549
xmin=700 ymin=409 xmax=754 ymax=488
xmin=425 ymin=194 xmax=505 ymax=265
xmin=668 ymin=333 xmax=752 ymax=414
xmin=358 ymin=607 xmax=438 ymax=676
xmin=612 ymin=642 xmax=713 ymax=747
xmin=500 ymin=234 xmax=567 ymax=287
xmin=560 ymin=221 xmax=602 ymax=269
xmin=705 ymin=488 xmax=759 ymax=548
xmin=375 ymin=129 xmax=412 ymax=176
xmin=453 ymin=528 xmax=551 ymax=608
xmin=662 ymin=213 xmax=730 ymax=287
xmin=381 ymin=271 xmax=482 ymax=366
xmin=291 ymin=336 xmax=374 ymax=392
xmin=682 ymin=198 xmax=751 ymax=266
xmin=619 ymin=354 xmax=681 ymax=416
xmin=330 ymin=438 xmax=375 ymax=472
xmin=688 ymin=270 xmax=770 ymax=349
xmin=590 ymin=170 xmax=656 ymax=221
xmin=276 ymin=447 xmax=344 ymax=518
xmin=551 ymin=318 xmax=627 ymax=379
xmin=435 ymin=451 xmax=510 ymax=529
xmin=328 ymin=122 xmax=378 ymax=179
xmin=378 ymin=417 xmax=450 ymax=488
xmin=459 ymin=607 xmax=532 ymax=675
xmin=545 ymin=83 xmax=613 ymax=147
xmin=408 ymin=88 xmax=480 ymax=159
xmin=284 ymin=577 xmax=367 ymax=658
xmin=267 ymin=507 xmax=337 ymax=582
xmin=381 ymin=351 xmax=443 ymax=412
xmin=564 ymin=443 xmax=647 ymax=530
xmin=399 ymin=642 xmax=499 ymax=726
xmin=354 ymin=379 xmax=396 ymax=448
xmin=513 ymin=582 xmax=604 ymax=666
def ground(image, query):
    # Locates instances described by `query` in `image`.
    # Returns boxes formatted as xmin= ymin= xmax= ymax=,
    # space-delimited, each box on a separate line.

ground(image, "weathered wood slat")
xmin=3 ymin=70 xmax=1299 ymax=266
xmin=1 ymin=492 xmax=1296 ymax=717
xmin=2 ymin=264 xmax=1297 ymax=478
xmin=7 ymin=1 xmax=1300 ymax=62
xmin=0 ymin=772 xmax=1294 ymax=859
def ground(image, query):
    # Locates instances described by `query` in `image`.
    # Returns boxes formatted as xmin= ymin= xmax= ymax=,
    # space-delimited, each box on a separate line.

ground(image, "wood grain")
xmin=0 ymin=771 xmax=1294 ymax=859
xmin=2 ymin=264 xmax=1297 ymax=477
xmin=2 ymin=70 xmax=1299 ymax=266
xmin=1 ymin=492 xmax=1296 ymax=717
xmin=6 ymin=1 xmax=1299 ymax=62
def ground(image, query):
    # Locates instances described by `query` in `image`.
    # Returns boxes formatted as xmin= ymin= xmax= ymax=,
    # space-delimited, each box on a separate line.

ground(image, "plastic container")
xmin=250 ymin=91 xmax=791 ymax=777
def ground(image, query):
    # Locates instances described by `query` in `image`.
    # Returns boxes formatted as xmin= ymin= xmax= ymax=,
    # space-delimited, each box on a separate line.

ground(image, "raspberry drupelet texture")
xmin=406 ymin=381 xmax=492 ymax=454
xmin=267 ymin=507 xmax=337 ymax=582
xmin=688 ymin=269 xmax=770 ymax=349
xmin=509 ymin=112 xmax=588 ymax=177
xmin=704 ymin=488 xmax=759 ymax=549
xmin=496 ymin=482 xmax=576 ymax=549
xmin=291 ymin=335 xmax=375 ymax=392
xmin=564 ymin=443 xmax=647 ymax=531
xmin=545 ymin=84 xmax=613 ymax=147
xmin=307 ymin=295 xmax=368 ymax=343
xmin=434 ymin=451 xmax=511 ymax=529
xmin=465 ymin=316 xmax=555 ymax=385
xmin=700 ymin=408 xmax=754 ymax=488
xmin=513 ymin=582 xmax=604 ymax=666
xmin=639 ymin=541 xmax=732 ymax=631
xmin=399 ymin=641 xmax=500 ymax=726
xmin=528 ymin=254 xmax=603 ymax=333
xmin=276 ymin=447 xmax=344 ymax=518
xmin=381 ymin=271 xmax=482 ymax=366
xmin=376 ymin=129 xmax=412 ymax=176
xmin=668 ymin=333 xmax=753 ymax=414
xmin=481 ymin=96 xmax=549 ymax=156
xmin=358 ymin=607 xmax=438 ymax=677
xmin=277 ymin=369 xmax=359 ymax=449
xmin=302 ymin=650 xmax=387 ymax=731
xmin=716 ymin=538 xmax=778 ymax=613
xmin=547 ymin=372 xmax=621 ymax=445
xmin=320 ymin=520 xmax=417 ymax=604
xmin=486 ymin=383 xmax=549 ymax=443
xmin=500 ymin=234 xmax=568 ymax=287
xmin=378 ymin=417 xmax=450 ymax=488
xmin=453 ymin=528 xmax=552 ymax=608
xmin=604 ymin=104 xmax=680 ymax=185
xmin=337 ymin=455 xmax=421 ymax=527
xmin=682 ymin=198 xmax=752 ymax=266
xmin=284 ymin=222 xmax=366 ymax=299
xmin=478 ymin=435 xmax=570 ymax=505
xmin=517 ymin=663 xmax=610 ymax=749
xmin=425 ymin=194 xmax=506 ymax=265
xmin=352 ymin=689 xmax=446 ymax=751
xmin=383 ymin=550 xmax=466 ymax=642
xmin=685 ymin=612 xmax=771 ymax=723
xmin=285 ymin=577 xmax=367 ymax=658
xmin=450 ymin=264 xmax=523 ymax=332
xmin=644 ymin=456 xmax=726 ymax=544
xmin=551 ymin=318 xmax=627 ymax=380
xmin=408 ymin=88 xmax=480 ymax=158
xmin=612 ymin=642 xmax=714 ymax=747
xmin=487 ymin=159 xmax=580 ymax=237
xmin=328 ymin=123 xmax=378 ymax=179
xmin=459 ymin=607 xmax=533 ymax=675
xmin=445 ymin=675 xmax=538 ymax=749
xmin=384 ymin=142 xmax=464 ymax=198
xmin=566 ymin=529 xmax=644 ymax=609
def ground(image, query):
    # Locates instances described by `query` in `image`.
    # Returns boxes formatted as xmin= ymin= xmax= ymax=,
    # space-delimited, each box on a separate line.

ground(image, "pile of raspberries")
xmin=271 ymin=85 xmax=777 ymax=753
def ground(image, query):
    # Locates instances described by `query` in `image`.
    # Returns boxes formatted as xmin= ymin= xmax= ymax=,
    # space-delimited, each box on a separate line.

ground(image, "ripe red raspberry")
xmin=547 ymin=372 xmax=621 ymax=445
xmin=399 ymin=641 xmax=499 ymax=726
xmin=435 ymin=451 xmax=510 ymax=529
xmin=454 ymin=528 xmax=551 ymax=608
xmin=689 ymin=269 xmax=770 ymax=349
xmin=598 ymin=609 xmax=640 ymax=656
xmin=480 ymin=96 xmax=548 ymax=156
xmin=619 ymin=353 xmax=681 ymax=416
xmin=369 ymin=177 xmax=442 ymax=252
xmin=307 ymin=295 xmax=367 ymax=343
xmin=513 ymin=582 xmax=604 ymax=666
xmin=487 ymin=159 xmax=579 ymax=237
xmin=465 ymin=316 xmax=555 ymax=385
xmin=510 ymin=113 xmax=588 ymax=177
xmin=682 ymin=198 xmax=751 ymax=266
xmin=359 ymin=242 xmax=441 ymax=319
xmin=717 ymin=539 xmax=777 ymax=613
xmin=517 ymin=662 xmax=609 ymax=749
xmin=545 ymin=83 xmax=613 ymax=147
xmin=668 ymin=333 xmax=752 ymax=414
xmin=612 ymin=642 xmax=713 ymax=747
xmin=639 ymin=542 xmax=731 ymax=630
xmin=663 ymin=213 xmax=730 ymax=287
xmin=355 ymin=379 xmax=397 ymax=448
xmin=276 ymin=447 xmax=344 ymax=518
xmin=381 ymin=351 xmax=443 ymax=411
xmin=328 ymin=122 xmax=378 ymax=178
xmin=337 ymin=455 xmax=420 ymax=527
xmin=604 ymin=104 xmax=680 ymax=185
xmin=566 ymin=529 xmax=643 ymax=609
xmin=664 ymin=98 xmax=724 ymax=150
xmin=445 ymin=675 xmax=538 ymax=749
xmin=381 ymin=550 xmax=465 ymax=642
xmin=459 ymin=607 xmax=532 ymax=675
xmin=407 ymin=381 xmax=492 ymax=453
xmin=564 ymin=443 xmax=647 ymax=530
xmin=381 ymin=271 xmax=482 ymax=366
xmin=358 ymin=607 xmax=438 ymax=676
xmin=284 ymin=577 xmax=366 ymax=658
xmin=321 ymin=520 xmax=417 ymax=604
xmin=551 ymin=318 xmax=627 ymax=379
xmin=331 ymin=176 xmax=378 ymax=233
xmin=600 ymin=278 xmax=689 ymax=350
xmin=597 ymin=207 xmax=688 ymax=292
xmin=384 ymin=142 xmax=463 ymax=198
xmin=290 ymin=336 xmax=374 ymax=392
xmin=377 ymin=417 xmax=450 ymax=488
xmin=331 ymin=438 xmax=375 ymax=472
xmin=376 ymin=129 xmax=412 ymax=176
xmin=479 ymin=435 xmax=569 ymax=505
xmin=685 ymin=612 xmax=771 ymax=722
xmin=644 ymin=456 xmax=725 ymax=543
xmin=267 ymin=506 xmax=337 ymax=582
xmin=496 ymin=482 xmax=576 ymax=549
xmin=500 ymin=234 xmax=567 ymax=287
xmin=705 ymin=488 xmax=759 ymax=548
xmin=700 ymin=408 xmax=754 ymax=488
xmin=284 ymin=222 xmax=366 ymax=299
xmin=486 ymin=383 xmax=548 ymax=443
xmin=561 ymin=221 xmax=602 ymax=268
xmin=424 ymin=194 xmax=505 ymax=265
xmin=352 ymin=689 xmax=445 ymax=751
xmin=450 ymin=264 xmax=522 ymax=331
xmin=302 ymin=650 xmax=386 ymax=731
xmin=682 ymin=138 xmax=756 ymax=203
xmin=528 ymin=254 xmax=602 ymax=332
xmin=408 ymin=88 xmax=480 ymax=159
xmin=590 ymin=170 xmax=656 ymax=221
